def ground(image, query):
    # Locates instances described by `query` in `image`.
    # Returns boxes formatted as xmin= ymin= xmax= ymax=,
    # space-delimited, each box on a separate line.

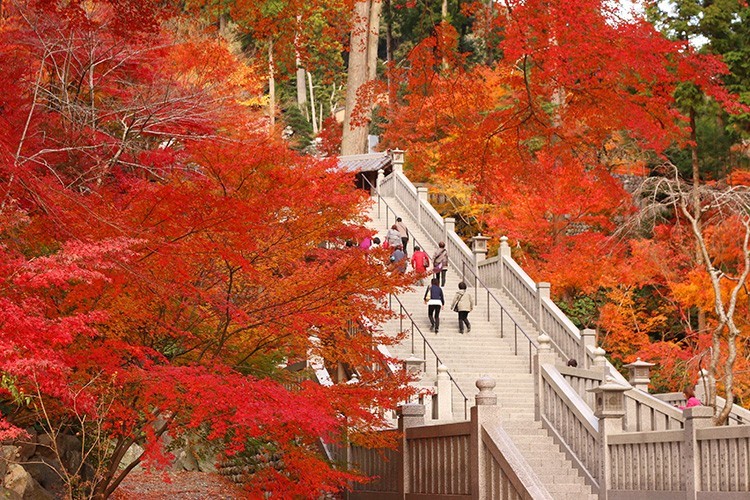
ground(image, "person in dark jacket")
xmin=423 ymin=278 xmax=445 ymax=334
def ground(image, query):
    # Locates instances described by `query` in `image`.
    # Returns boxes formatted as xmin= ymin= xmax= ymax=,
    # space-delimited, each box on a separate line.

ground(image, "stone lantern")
xmin=624 ymin=358 xmax=655 ymax=392
xmin=588 ymin=377 xmax=630 ymax=419
xmin=390 ymin=149 xmax=405 ymax=173
xmin=402 ymin=354 xmax=425 ymax=379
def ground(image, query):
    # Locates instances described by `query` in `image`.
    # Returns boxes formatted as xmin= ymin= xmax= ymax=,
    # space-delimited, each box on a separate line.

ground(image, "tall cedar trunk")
xmin=385 ymin=0 xmax=393 ymax=99
xmin=308 ymin=71 xmax=318 ymax=134
xmin=342 ymin=0 xmax=381 ymax=155
xmin=295 ymin=17 xmax=308 ymax=119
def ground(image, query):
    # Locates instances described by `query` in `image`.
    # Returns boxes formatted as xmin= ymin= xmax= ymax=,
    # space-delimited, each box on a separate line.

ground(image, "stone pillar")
xmin=534 ymin=333 xmax=557 ymax=420
xmin=580 ymin=328 xmax=597 ymax=369
xmin=376 ymin=168 xmax=385 ymax=191
xmin=416 ymin=186 xmax=428 ymax=226
xmin=588 ymin=377 xmax=629 ymax=500
xmin=434 ymin=364 xmax=453 ymax=421
xmin=624 ymin=358 xmax=655 ymax=393
xmin=391 ymin=149 xmax=405 ymax=174
xmin=444 ymin=217 xmax=455 ymax=247
xmin=498 ymin=236 xmax=510 ymax=290
xmin=398 ymin=403 xmax=425 ymax=496
xmin=471 ymin=377 xmax=500 ymax=500
xmin=693 ymin=369 xmax=712 ymax=404
xmin=593 ymin=346 xmax=608 ymax=375
xmin=682 ymin=406 xmax=713 ymax=500
xmin=471 ymin=234 xmax=490 ymax=288
xmin=536 ymin=282 xmax=550 ymax=331
xmin=403 ymin=355 xmax=426 ymax=381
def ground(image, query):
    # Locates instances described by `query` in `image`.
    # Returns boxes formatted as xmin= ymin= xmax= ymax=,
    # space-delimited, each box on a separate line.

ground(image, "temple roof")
xmin=337 ymin=152 xmax=391 ymax=173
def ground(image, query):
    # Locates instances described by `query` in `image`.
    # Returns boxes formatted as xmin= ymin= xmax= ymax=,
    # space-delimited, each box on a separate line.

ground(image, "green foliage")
xmin=556 ymin=294 xmax=603 ymax=329
xmin=281 ymin=104 xmax=314 ymax=150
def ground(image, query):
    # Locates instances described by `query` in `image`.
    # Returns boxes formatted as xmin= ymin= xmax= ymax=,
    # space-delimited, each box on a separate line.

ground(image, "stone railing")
xmin=605 ymin=406 xmax=750 ymax=498
xmin=534 ymin=335 xmax=750 ymax=499
xmin=535 ymin=338 xmax=601 ymax=491
xmin=347 ymin=378 xmax=552 ymax=500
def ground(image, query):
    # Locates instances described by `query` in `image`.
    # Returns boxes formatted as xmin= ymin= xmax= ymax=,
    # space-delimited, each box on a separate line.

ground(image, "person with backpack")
xmin=423 ymin=278 xmax=444 ymax=334
xmin=450 ymin=281 xmax=474 ymax=334
xmin=432 ymin=241 xmax=449 ymax=286
xmin=410 ymin=245 xmax=430 ymax=285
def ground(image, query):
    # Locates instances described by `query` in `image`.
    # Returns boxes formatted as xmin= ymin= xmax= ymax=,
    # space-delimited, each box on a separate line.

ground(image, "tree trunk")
xmin=342 ymin=0 xmax=381 ymax=156
xmin=308 ymin=71 xmax=318 ymax=134
xmin=295 ymin=17 xmax=308 ymax=119
xmin=268 ymin=38 xmax=275 ymax=132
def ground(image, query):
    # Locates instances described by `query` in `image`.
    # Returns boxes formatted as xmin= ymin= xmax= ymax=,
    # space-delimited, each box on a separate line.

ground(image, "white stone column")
xmin=471 ymin=377 xmax=501 ymax=500
xmin=416 ymin=186 xmax=428 ymax=226
xmin=435 ymin=364 xmax=453 ymax=421
xmin=499 ymin=236 xmax=511 ymax=290
xmin=397 ymin=403 xmax=425 ymax=497
xmin=693 ymin=368 xmax=712 ymax=404
xmin=536 ymin=282 xmax=550 ymax=331
xmin=534 ymin=333 xmax=557 ymax=420
xmin=682 ymin=406 xmax=713 ymax=500
xmin=588 ymin=377 xmax=629 ymax=500
xmin=593 ymin=346 xmax=608 ymax=375
xmin=444 ymin=217 xmax=455 ymax=246
xmin=580 ymin=328 xmax=597 ymax=369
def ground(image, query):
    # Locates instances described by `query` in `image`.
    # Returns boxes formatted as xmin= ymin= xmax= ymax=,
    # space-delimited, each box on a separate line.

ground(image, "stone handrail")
xmin=481 ymin=423 xmax=554 ymax=500
xmin=557 ymin=365 xmax=603 ymax=409
xmin=500 ymin=255 xmax=537 ymax=321
xmin=539 ymin=364 xmax=601 ymax=491
xmin=696 ymin=425 xmax=750 ymax=492
xmin=655 ymin=392 xmax=750 ymax=426
xmin=623 ymin=388 xmax=684 ymax=432
xmin=347 ymin=378 xmax=555 ymax=500
xmin=607 ymin=429 xmax=685 ymax=491
xmin=406 ymin=421 xmax=472 ymax=495
xmin=605 ymin=412 xmax=750 ymax=497
xmin=540 ymin=295 xmax=581 ymax=361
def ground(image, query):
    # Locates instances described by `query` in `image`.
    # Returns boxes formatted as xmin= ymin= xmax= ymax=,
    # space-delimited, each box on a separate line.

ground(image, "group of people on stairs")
xmin=371 ymin=215 xmax=474 ymax=335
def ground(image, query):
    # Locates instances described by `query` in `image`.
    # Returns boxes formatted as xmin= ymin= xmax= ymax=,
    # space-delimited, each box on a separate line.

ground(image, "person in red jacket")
xmin=410 ymin=246 xmax=430 ymax=285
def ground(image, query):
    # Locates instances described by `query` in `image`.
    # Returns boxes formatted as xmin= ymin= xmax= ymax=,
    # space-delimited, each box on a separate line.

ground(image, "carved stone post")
xmin=398 ymin=403 xmax=425 ymax=497
xmin=471 ymin=234 xmax=490 ymax=288
xmin=536 ymin=282 xmax=550 ymax=331
xmin=593 ymin=346 xmax=608 ymax=376
xmin=435 ymin=364 xmax=453 ymax=421
xmin=682 ymin=406 xmax=713 ymax=500
xmin=693 ymin=368 xmax=712 ymax=405
xmin=416 ymin=186 xmax=428 ymax=226
xmin=391 ymin=148 xmax=405 ymax=174
xmin=471 ymin=377 xmax=500 ymax=500
xmin=444 ymin=217 xmax=455 ymax=249
xmin=580 ymin=328 xmax=597 ymax=369
xmin=498 ymin=236 xmax=510 ymax=289
xmin=624 ymin=358 xmax=655 ymax=392
xmin=533 ymin=334 xmax=556 ymax=419
xmin=588 ymin=377 xmax=629 ymax=500
xmin=376 ymin=168 xmax=385 ymax=190
xmin=403 ymin=355 xmax=425 ymax=387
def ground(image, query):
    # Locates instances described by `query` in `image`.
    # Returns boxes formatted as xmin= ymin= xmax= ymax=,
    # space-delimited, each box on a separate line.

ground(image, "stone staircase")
xmin=365 ymin=196 xmax=597 ymax=500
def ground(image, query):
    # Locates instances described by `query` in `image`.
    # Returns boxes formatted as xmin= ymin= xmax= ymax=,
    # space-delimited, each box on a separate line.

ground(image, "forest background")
xmin=0 ymin=0 xmax=749 ymax=497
